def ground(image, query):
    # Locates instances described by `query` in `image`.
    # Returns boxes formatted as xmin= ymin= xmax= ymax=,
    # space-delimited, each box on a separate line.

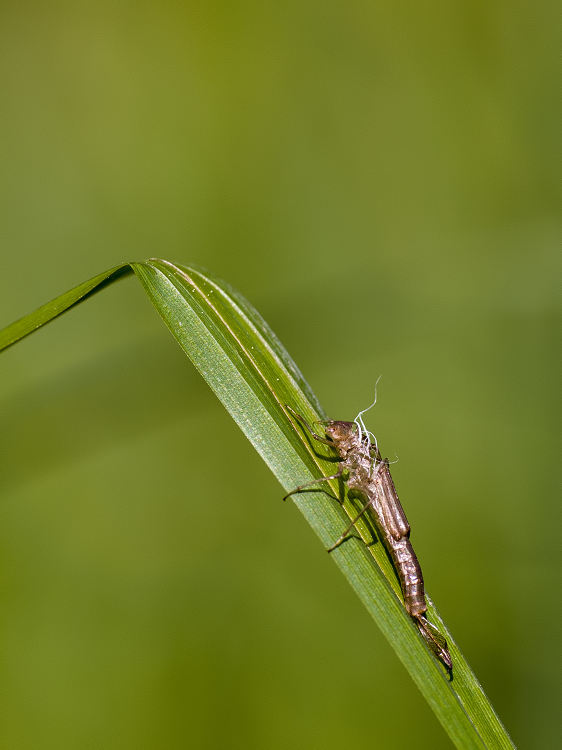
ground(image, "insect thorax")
xmin=325 ymin=420 xmax=361 ymax=456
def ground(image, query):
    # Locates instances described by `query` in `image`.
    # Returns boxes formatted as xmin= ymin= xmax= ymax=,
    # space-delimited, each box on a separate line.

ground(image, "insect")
xmin=283 ymin=404 xmax=453 ymax=673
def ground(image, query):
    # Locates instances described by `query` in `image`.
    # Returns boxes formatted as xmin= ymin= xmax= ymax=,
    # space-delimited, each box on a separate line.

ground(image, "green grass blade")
xmin=0 ymin=259 xmax=515 ymax=750
xmin=0 ymin=264 xmax=133 ymax=351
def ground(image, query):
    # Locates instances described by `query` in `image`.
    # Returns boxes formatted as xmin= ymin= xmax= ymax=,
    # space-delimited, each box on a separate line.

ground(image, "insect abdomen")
xmin=388 ymin=536 xmax=426 ymax=617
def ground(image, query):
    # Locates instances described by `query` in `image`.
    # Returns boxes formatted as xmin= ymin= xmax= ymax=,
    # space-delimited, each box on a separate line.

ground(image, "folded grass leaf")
xmin=0 ymin=259 xmax=515 ymax=750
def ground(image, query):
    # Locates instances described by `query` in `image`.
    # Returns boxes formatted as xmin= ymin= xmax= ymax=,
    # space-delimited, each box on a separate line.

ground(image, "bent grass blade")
xmin=0 ymin=259 xmax=515 ymax=750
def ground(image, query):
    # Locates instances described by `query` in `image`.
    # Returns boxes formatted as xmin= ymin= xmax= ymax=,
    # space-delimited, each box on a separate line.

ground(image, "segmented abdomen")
xmin=386 ymin=535 xmax=426 ymax=617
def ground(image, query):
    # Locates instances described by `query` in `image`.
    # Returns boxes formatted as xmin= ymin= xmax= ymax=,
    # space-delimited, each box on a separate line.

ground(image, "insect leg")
xmin=285 ymin=405 xmax=334 ymax=446
xmin=327 ymin=496 xmax=374 ymax=552
xmin=282 ymin=464 xmax=344 ymax=502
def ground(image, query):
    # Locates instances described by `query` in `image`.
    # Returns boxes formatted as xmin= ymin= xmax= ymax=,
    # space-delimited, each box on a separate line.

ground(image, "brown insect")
xmin=284 ymin=404 xmax=452 ymax=673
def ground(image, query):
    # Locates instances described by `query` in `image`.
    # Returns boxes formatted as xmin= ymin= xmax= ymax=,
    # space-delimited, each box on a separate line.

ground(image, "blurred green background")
xmin=1 ymin=1 xmax=560 ymax=747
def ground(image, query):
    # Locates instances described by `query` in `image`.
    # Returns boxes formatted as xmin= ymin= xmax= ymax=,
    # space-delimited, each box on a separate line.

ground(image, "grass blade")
xmin=0 ymin=264 xmax=133 ymax=351
xmin=0 ymin=259 xmax=515 ymax=749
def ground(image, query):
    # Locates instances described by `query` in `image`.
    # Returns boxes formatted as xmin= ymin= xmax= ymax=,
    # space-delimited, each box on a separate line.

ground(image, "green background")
xmin=1 ymin=2 xmax=560 ymax=747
